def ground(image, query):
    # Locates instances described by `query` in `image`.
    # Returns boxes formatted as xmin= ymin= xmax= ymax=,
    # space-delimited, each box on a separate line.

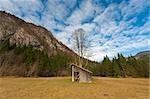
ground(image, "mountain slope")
xmin=0 ymin=11 xmax=80 ymax=76
xmin=135 ymin=51 xmax=150 ymax=59
xmin=0 ymin=11 xmax=74 ymax=56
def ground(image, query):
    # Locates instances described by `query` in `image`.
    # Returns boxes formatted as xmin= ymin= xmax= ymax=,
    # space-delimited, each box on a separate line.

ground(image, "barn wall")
xmin=87 ymin=73 xmax=92 ymax=83
xmin=72 ymin=66 xmax=92 ymax=83
xmin=79 ymin=69 xmax=87 ymax=82
xmin=79 ymin=69 xmax=92 ymax=83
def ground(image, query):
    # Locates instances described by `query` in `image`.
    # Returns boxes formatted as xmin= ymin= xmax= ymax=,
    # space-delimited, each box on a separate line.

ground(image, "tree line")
xmin=0 ymin=40 xmax=149 ymax=77
xmin=91 ymin=54 xmax=149 ymax=77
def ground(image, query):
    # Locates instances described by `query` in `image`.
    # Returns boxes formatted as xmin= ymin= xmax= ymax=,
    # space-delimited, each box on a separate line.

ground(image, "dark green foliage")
xmin=101 ymin=56 xmax=112 ymax=76
xmin=91 ymin=53 xmax=149 ymax=78
xmin=112 ymin=57 xmax=121 ymax=77
xmin=0 ymin=41 xmax=149 ymax=77
xmin=116 ymin=54 xmax=127 ymax=77
xmin=0 ymin=40 xmax=16 ymax=52
xmin=0 ymin=41 xmax=73 ymax=76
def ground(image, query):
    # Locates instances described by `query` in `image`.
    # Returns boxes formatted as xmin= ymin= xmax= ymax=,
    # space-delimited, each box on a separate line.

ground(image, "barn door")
xmin=74 ymin=72 xmax=79 ymax=82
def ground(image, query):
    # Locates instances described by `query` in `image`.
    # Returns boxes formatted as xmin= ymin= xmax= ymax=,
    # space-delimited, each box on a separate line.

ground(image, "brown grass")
xmin=0 ymin=77 xmax=149 ymax=99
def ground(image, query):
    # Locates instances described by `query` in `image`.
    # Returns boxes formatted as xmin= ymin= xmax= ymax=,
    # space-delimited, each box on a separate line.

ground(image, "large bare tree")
xmin=72 ymin=28 xmax=87 ymax=67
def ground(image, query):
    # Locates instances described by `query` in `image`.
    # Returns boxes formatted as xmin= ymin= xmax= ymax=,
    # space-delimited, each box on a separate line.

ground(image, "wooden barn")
xmin=71 ymin=64 xmax=92 ymax=83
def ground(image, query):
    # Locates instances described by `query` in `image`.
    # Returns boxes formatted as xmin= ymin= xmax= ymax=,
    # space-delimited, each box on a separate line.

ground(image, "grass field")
xmin=0 ymin=77 xmax=149 ymax=99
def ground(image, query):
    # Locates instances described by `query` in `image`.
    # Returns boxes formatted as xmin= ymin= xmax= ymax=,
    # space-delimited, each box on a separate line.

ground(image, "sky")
xmin=0 ymin=0 xmax=149 ymax=61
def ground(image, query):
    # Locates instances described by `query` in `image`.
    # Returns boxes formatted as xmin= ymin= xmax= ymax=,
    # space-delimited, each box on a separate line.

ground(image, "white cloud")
xmin=67 ymin=0 xmax=104 ymax=25
xmin=67 ymin=0 xmax=92 ymax=25
xmin=0 ymin=0 xmax=20 ymax=14
xmin=119 ymin=0 xmax=149 ymax=20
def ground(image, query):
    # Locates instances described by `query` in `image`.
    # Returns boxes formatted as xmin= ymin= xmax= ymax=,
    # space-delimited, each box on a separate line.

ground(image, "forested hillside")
xmin=0 ymin=41 xmax=74 ymax=76
xmin=0 ymin=40 xmax=149 ymax=77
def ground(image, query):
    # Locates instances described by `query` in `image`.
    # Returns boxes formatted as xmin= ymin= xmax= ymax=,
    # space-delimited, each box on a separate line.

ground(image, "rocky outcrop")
xmin=0 ymin=11 xmax=74 ymax=55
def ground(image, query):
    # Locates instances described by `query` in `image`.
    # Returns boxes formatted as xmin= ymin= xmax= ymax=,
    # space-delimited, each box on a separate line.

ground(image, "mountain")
xmin=0 ymin=11 xmax=74 ymax=55
xmin=135 ymin=51 xmax=150 ymax=59
xmin=0 ymin=11 xmax=97 ymax=77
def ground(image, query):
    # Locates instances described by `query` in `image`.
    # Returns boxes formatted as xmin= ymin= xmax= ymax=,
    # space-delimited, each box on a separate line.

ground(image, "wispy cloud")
xmin=0 ymin=0 xmax=149 ymax=61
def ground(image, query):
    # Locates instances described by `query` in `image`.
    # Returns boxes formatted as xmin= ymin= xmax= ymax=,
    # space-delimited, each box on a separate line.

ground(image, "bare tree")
xmin=72 ymin=28 xmax=87 ymax=67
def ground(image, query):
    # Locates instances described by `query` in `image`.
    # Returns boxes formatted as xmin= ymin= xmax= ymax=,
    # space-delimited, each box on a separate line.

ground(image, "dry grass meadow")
xmin=0 ymin=77 xmax=149 ymax=99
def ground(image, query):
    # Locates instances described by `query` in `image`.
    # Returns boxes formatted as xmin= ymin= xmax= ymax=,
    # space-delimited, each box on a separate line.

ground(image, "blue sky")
xmin=0 ymin=0 xmax=149 ymax=61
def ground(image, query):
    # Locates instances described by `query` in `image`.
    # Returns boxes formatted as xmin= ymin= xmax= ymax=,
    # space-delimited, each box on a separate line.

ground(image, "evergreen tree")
xmin=126 ymin=56 xmax=138 ymax=77
xmin=101 ymin=56 xmax=112 ymax=76
xmin=117 ymin=53 xmax=127 ymax=77
xmin=112 ymin=57 xmax=121 ymax=77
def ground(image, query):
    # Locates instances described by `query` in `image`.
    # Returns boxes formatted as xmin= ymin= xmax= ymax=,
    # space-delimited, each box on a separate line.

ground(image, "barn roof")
xmin=71 ymin=64 xmax=93 ymax=74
